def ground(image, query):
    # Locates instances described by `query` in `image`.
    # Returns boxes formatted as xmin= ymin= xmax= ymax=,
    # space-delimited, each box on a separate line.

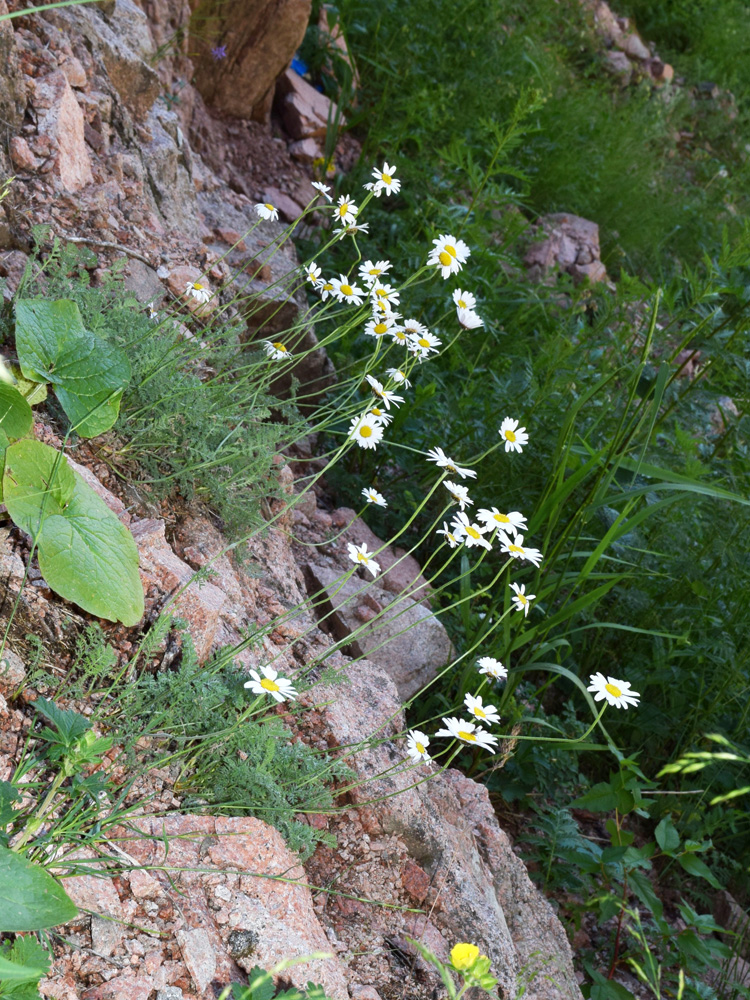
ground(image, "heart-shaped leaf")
xmin=14 ymin=298 xmax=130 ymax=437
xmin=0 ymin=845 xmax=78 ymax=931
xmin=3 ymin=440 xmax=144 ymax=625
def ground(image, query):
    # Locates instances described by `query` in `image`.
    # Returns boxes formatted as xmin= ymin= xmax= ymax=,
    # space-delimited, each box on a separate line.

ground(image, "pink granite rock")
xmin=33 ymin=70 xmax=93 ymax=192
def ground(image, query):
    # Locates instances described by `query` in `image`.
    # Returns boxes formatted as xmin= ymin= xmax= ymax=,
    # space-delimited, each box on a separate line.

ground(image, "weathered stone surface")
xmin=604 ymin=50 xmax=632 ymax=84
xmin=65 ymin=870 xmax=124 ymax=958
xmin=336 ymin=511 xmax=431 ymax=604
xmin=618 ymin=32 xmax=650 ymax=61
xmin=304 ymin=658 xmax=583 ymax=1000
xmin=305 ymin=560 xmax=452 ymax=700
xmin=288 ymin=137 xmax=322 ymax=163
xmin=10 ymin=137 xmax=40 ymax=172
xmin=189 ymin=0 xmax=311 ymax=121
xmin=524 ymin=213 xmax=608 ymax=286
xmin=0 ymin=0 xmax=27 ymax=156
xmin=0 ymin=647 xmax=26 ymax=694
xmin=139 ymin=105 xmax=200 ymax=237
xmin=83 ymin=975 xmax=155 ymax=1000
xmin=122 ymin=258 xmax=166 ymax=306
xmin=276 ymin=68 xmax=342 ymax=140
xmin=263 ymin=185 xmax=304 ymax=222
xmin=131 ymin=518 xmax=226 ymax=661
xmin=33 ymin=70 xmax=93 ymax=193
xmin=127 ymin=867 xmax=163 ymax=900
xmin=125 ymin=814 xmax=349 ymax=999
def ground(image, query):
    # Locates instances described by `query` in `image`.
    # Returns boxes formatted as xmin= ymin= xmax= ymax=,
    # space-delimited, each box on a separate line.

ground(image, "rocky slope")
xmin=0 ymin=1 xmax=589 ymax=998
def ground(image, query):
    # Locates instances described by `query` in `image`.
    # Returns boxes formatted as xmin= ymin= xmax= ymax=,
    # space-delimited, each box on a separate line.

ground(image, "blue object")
xmin=291 ymin=54 xmax=309 ymax=76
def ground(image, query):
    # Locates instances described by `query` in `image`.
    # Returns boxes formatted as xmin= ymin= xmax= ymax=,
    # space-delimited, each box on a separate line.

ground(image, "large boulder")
xmin=303 ymin=658 xmax=583 ymax=1000
xmin=188 ymin=0 xmax=312 ymax=121
xmin=0 ymin=0 xmax=27 ymax=160
xmin=524 ymin=213 xmax=608 ymax=286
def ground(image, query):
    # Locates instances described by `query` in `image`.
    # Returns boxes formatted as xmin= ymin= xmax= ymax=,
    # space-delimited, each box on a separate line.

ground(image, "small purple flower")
xmin=211 ymin=44 xmax=227 ymax=61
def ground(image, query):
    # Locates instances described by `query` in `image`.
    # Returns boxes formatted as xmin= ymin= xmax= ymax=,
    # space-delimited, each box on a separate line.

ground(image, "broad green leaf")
xmin=0 ymin=385 xmax=32 ymax=442
xmin=654 ymin=816 xmax=680 ymax=853
xmin=629 ymin=868 xmax=663 ymax=921
xmin=571 ymin=782 xmax=618 ymax=813
xmin=3 ymin=440 xmax=144 ymax=626
xmin=0 ymin=935 xmax=51 ymax=985
xmin=12 ymin=367 xmax=48 ymax=405
xmin=34 ymin=697 xmax=91 ymax=746
xmin=0 ymin=846 xmax=77 ymax=931
xmin=14 ymin=299 xmax=130 ymax=437
xmin=677 ymin=853 xmax=721 ymax=888
xmin=2 ymin=440 xmax=76 ymax=538
xmin=0 ymin=781 xmax=21 ymax=828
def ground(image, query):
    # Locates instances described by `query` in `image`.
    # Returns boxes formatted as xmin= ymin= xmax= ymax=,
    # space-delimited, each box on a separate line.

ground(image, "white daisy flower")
xmin=312 ymin=181 xmax=332 ymax=202
xmin=426 ymin=447 xmax=477 ymax=480
xmin=463 ymin=693 xmax=501 ymax=726
xmin=587 ymin=672 xmax=641 ymax=710
xmin=184 ymin=281 xmax=211 ymax=304
xmin=244 ymin=666 xmax=297 ymax=703
xmin=334 ymin=221 xmax=370 ymax=239
xmin=358 ymin=259 xmax=392 ymax=286
xmin=477 ymin=508 xmax=528 ymax=534
xmin=255 ymin=202 xmax=279 ymax=221
xmin=331 ymin=274 xmax=365 ymax=305
xmin=371 ymin=283 xmax=400 ymax=311
xmin=317 ymin=279 xmax=336 ymax=300
xmin=335 ymin=195 xmax=358 ymax=225
xmin=386 ymin=368 xmax=411 ymax=387
xmin=148 ymin=304 xmax=159 ymax=322
xmin=443 ymin=480 xmax=473 ymax=510
xmin=427 ymin=234 xmax=471 ymax=279
xmin=478 ymin=656 xmax=508 ymax=681
xmin=348 ymin=413 xmax=385 ymax=450
xmin=498 ymin=532 xmax=543 ymax=568
xmin=452 ymin=289 xmax=476 ymax=310
xmin=371 ymin=161 xmax=401 ymax=197
xmin=365 ymin=374 xmax=404 ymax=410
xmin=499 ymin=417 xmax=529 ymax=454
xmin=364 ymin=316 xmax=395 ymax=339
xmin=405 ymin=729 xmax=431 ymax=763
xmin=457 ymin=307 xmax=484 ymax=330
xmin=263 ymin=341 xmax=293 ymax=361
xmin=305 ymin=262 xmax=323 ymax=286
xmin=451 ymin=512 xmax=492 ymax=550
xmin=510 ymin=582 xmax=536 ymax=617
xmin=390 ymin=326 xmax=409 ymax=346
xmin=402 ymin=318 xmax=427 ymax=337
xmin=362 ymin=486 xmax=387 ymax=507
xmin=347 ymin=541 xmax=381 ymax=577
xmin=368 ymin=405 xmax=393 ymax=426
xmin=436 ymin=521 xmax=461 ymax=548
xmin=408 ymin=330 xmax=442 ymax=359
xmin=434 ymin=717 xmax=498 ymax=752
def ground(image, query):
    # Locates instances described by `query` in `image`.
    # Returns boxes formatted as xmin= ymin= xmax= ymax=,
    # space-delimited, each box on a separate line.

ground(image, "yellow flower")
xmin=450 ymin=942 xmax=480 ymax=970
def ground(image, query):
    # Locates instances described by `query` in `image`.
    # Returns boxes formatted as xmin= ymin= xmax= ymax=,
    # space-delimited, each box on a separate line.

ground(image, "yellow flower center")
xmin=605 ymin=682 xmax=623 ymax=698
xmin=518 ymin=594 xmax=528 ymax=605
xmin=395 ymin=331 xmax=406 ymax=340
xmin=382 ymin=173 xmax=392 ymax=184
xmin=374 ymin=322 xmax=388 ymax=334
xmin=418 ymin=337 xmax=430 ymax=348
xmin=260 ymin=678 xmax=280 ymax=692
xmin=371 ymin=407 xmax=383 ymax=417
xmin=323 ymin=283 xmax=333 ymax=291
xmin=376 ymin=288 xmax=388 ymax=298
xmin=458 ymin=298 xmax=467 ymax=308
xmin=368 ymin=267 xmax=382 ymax=275
xmin=272 ymin=342 xmax=286 ymax=352
xmin=509 ymin=544 xmax=524 ymax=554
xmin=341 ymin=284 xmax=353 ymax=296
xmin=356 ymin=552 xmax=368 ymax=562
xmin=264 ymin=203 xmax=274 ymax=211
xmin=439 ymin=251 xmax=452 ymax=267
xmin=445 ymin=244 xmax=457 ymax=257
xmin=466 ymin=526 xmax=481 ymax=539
xmin=473 ymin=705 xmax=486 ymax=718
xmin=360 ymin=425 xmax=372 ymax=438
xmin=457 ymin=730 xmax=476 ymax=742
xmin=339 ymin=203 xmax=349 ymax=217
xmin=494 ymin=512 xmax=510 ymax=523
xmin=192 ymin=282 xmax=204 ymax=290
xmin=446 ymin=463 xmax=456 ymax=473
xmin=415 ymin=741 xmax=425 ymax=754
xmin=505 ymin=429 xmax=517 ymax=442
